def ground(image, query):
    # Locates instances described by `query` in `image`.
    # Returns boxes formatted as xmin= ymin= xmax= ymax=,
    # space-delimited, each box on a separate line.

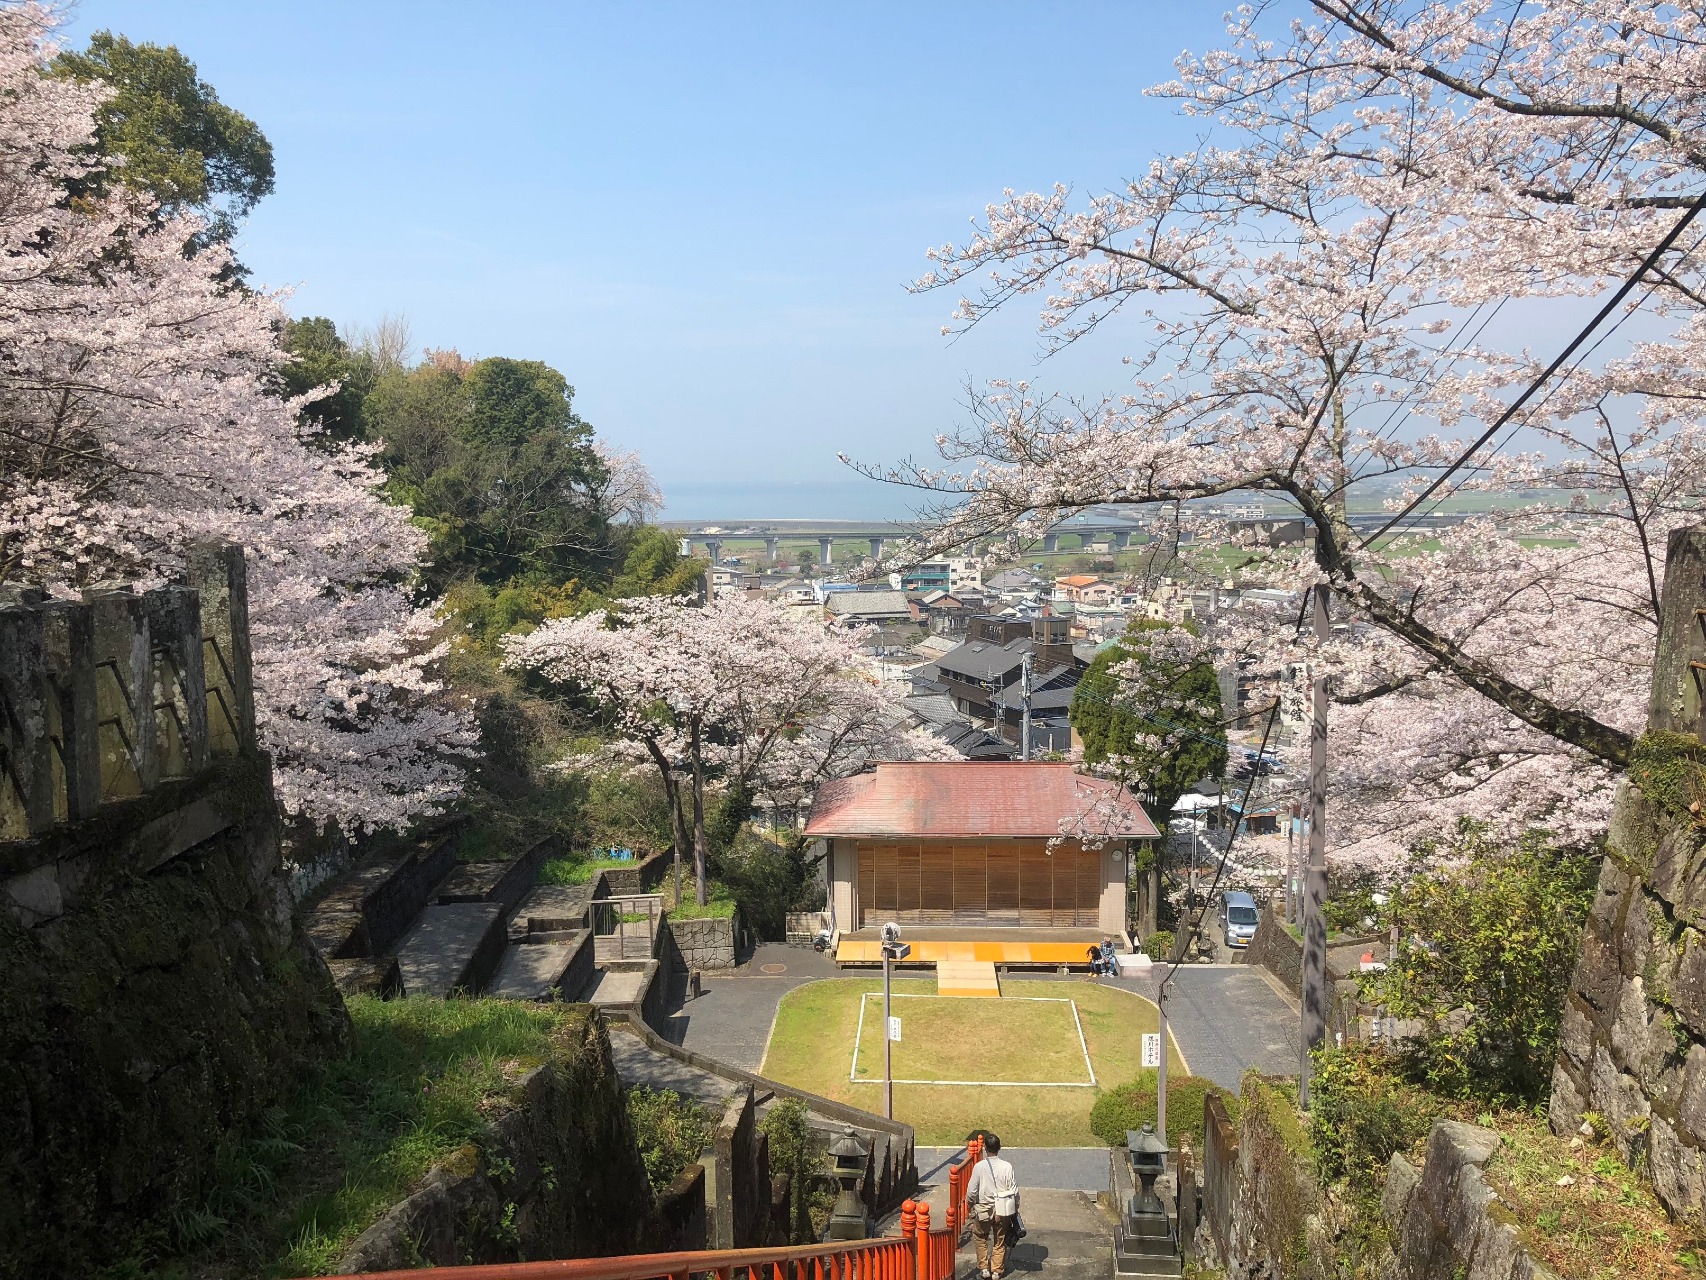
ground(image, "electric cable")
xmin=1358 ymin=188 xmax=1706 ymax=549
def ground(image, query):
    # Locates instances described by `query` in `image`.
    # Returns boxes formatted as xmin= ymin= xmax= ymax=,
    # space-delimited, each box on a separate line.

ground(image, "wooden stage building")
xmin=804 ymin=761 xmax=1158 ymax=969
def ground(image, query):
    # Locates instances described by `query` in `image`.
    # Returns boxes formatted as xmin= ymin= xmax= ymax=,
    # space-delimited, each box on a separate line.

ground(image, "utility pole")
xmin=1020 ymin=651 xmax=1033 ymax=761
xmin=1299 ymin=586 xmax=1331 ymax=1108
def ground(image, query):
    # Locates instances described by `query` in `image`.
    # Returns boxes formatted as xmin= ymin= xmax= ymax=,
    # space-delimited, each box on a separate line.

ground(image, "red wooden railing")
xmin=313 ymin=1141 xmax=985 ymax=1280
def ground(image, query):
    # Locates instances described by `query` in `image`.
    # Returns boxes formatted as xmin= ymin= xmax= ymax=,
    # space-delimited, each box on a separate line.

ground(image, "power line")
xmin=1358 ymin=189 xmax=1706 ymax=550
xmin=1402 ymin=221 xmax=1706 ymax=531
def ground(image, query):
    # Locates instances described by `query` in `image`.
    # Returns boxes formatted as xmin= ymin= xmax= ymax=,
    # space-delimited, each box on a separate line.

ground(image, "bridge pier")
xmin=1111 ymin=531 xmax=1131 ymax=550
xmin=819 ymin=537 xmax=834 ymax=566
xmin=704 ymin=538 xmax=722 ymax=564
xmin=764 ymin=537 xmax=779 ymax=561
xmin=868 ymin=537 xmax=885 ymax=561
xmin=1042 ymin=532 xmax=1060 ymax=554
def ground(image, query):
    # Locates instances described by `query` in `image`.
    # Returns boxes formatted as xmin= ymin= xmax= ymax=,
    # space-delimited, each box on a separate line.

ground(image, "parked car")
xmin=1221 ymin=890 xmax=1260 ymax=949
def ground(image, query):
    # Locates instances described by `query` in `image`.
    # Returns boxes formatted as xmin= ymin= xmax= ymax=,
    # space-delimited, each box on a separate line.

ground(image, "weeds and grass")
xmin=666 ymin=885 xmax=738 ymax=920
xmin=114 ymin=997 xmax=573 ymax=1278
xmin=1484 ymin=1115 xmax=1703 ymax=1280
xmin=539 ymin=855 xmax=641 ymax=886
xmin=626 ymin=1086 xmax=716 ymax=1194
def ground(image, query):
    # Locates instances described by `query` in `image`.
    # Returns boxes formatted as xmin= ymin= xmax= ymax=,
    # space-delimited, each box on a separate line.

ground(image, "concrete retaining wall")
xmin=601 ymin=849 xmax=669 ymax=895
xmin=705 ymin=1086 xmax=772 ymax=1248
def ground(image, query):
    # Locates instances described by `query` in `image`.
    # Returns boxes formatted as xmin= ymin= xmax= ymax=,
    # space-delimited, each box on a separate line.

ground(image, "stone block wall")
xmin=0 ymin=549 xmax=350 ymax=1278
xmin=672 ymin=910 xmax=741 ymax=970
xmin=1381 ymin=1121 xmax=1556 ymax=1280
xmin=1549 ymin=524 xmax=1706 ymax=1230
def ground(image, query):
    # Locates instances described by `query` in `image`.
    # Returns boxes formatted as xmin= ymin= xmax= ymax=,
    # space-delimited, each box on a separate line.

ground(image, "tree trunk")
xmin=690 ymin=719 xmax=709 ymax=905
xmin=643 ymin=738 xmax=691 ymax=905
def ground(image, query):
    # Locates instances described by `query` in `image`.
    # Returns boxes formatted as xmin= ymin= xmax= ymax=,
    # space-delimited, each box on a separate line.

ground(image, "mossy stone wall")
xmin=0 ymin=757 xmax=349 ymax=1280
xmin=1549 ymin=522 xmax=1706 ymax=1231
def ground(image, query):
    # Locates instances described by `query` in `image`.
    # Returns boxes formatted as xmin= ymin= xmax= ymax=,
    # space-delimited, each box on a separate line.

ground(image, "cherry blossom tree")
xmin=506 ymin=592 xmax=949 ymax=903
xmin=861 ymin=2 xmax=1706 ymax=873
xmin=0 ymin=6 xmax=472 ymax=836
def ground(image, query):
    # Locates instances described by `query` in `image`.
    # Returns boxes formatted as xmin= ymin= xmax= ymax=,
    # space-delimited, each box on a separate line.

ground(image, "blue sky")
xmin=61 ymin=1 xmax=1238 ymax=517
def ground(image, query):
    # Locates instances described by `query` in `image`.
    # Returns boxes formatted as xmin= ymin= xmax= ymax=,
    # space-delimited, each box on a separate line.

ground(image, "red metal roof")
xmin=804 ymin=762 xmax=1158 ymax=840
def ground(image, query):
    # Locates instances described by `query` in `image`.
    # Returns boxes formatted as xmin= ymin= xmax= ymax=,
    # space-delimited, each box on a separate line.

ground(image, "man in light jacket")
xmin=966 ymin=1134 xmax=1019 ymax=1280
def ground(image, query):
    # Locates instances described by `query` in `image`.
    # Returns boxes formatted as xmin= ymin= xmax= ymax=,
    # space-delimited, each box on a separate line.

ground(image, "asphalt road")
xmin=1109 ymin=964 xmax=1300 ymax=1088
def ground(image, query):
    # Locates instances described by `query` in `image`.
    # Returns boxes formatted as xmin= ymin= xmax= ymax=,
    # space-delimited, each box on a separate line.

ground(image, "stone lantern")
xmin=1115 ymin=1124 xmax=1178 ymax=1275
xmin=1126 ymin=1125 xmax=1170 ymax=1217
xmin=825 ymin=1126 xmax=870 ymax=1240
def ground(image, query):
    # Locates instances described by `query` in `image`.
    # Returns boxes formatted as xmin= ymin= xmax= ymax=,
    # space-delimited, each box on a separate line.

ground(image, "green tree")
xmin=609 ymin=527 xmax=707 ymax=599
xmin=53 ymin=32 xmax=274 ymax=254
xmin=1071 ymin=619 xmax=1227 ymax=936
xmin=1364 ymin=826 xmax=1599 ymax=1106
xmin=365 ymin=352 xmax=612 ymax=590
xmin=279 ymin=317 xmax=375 ymax=442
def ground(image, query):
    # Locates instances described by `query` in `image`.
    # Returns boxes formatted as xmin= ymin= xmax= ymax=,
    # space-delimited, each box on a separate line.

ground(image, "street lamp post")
xmin=879 ymin=923 xmax=910 ymax=1120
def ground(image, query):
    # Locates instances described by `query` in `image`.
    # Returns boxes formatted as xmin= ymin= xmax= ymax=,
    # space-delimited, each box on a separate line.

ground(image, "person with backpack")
xmin=966 ymin=1134 xmax=1020 ymax=1279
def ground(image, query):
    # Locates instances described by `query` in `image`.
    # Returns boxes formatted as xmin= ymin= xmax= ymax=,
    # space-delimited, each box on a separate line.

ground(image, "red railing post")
xmin=914 ymin=1203 xmax=931 ymax=1280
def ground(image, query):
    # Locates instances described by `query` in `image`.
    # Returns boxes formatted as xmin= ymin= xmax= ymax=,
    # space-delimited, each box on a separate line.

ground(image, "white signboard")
xmin=888 ymin=1016 xmax=903 ymax=1043
xmin=1141 ymin=1032 xmax=1161 ymax=1068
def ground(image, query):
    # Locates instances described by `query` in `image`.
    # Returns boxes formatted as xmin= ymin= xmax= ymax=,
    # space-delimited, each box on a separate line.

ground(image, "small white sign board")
xmin=888 ymin=1016 xmax=903 ymax=1043
xmin=1141 ymin=1032 xmax=1161 ymax=1068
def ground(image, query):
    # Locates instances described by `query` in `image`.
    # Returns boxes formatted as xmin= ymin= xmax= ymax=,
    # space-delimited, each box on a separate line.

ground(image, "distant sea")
xmin=657 ymin=478 xmax=935 ymax=522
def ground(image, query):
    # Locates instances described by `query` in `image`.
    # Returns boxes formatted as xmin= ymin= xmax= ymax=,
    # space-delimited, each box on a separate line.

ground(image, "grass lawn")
xmin=761 ymin=978 xmax=1186 ymax=1146
xmin=851 ymin=994 xmax=1093 ymax=1085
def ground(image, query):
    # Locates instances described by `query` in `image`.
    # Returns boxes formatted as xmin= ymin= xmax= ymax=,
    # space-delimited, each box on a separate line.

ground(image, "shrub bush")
xmin=626 ymin=1086 xmax=715 ymax=1193
xmin=1141 ymin=930 xmax=1174 ymax=959
xmin=1089 ymin=1071 xmax=1232 ymax=1147
xmin=1308 ymin=1044 xmax=1450 ymax=1182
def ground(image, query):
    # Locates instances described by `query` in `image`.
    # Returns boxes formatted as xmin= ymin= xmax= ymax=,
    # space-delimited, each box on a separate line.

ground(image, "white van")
xmin=1222 ymin=890 xmax=1260 ymax=949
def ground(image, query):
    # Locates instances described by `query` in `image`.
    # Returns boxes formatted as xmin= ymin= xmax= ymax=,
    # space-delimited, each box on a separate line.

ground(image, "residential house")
xmin=928 ymin=615 xmax=1086 ymax=752
xmin=1053 ymin=574 xmax=1117 ymax=606
xmin=897 ymin=557 xmax=984 ymax=595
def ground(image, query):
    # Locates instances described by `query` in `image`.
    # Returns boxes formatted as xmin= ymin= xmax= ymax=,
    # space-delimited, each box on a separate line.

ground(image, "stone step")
xmin=508 ymin=883 xmax=596 ymax=942
xmin=487 ymin=933 xmax=591 ymax=1001
xmin=936 ymin=959 xmax=1000 ymax=997
xmin=395 ymin=902 xmax=507 ymax=997
xmin=594 ymin=921 xmax=655 ymax=963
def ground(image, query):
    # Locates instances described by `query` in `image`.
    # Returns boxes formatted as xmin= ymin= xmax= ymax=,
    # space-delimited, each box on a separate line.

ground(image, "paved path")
xmin=672 ymin=947 xmax=1298 ymax=1095
xmin=916 ymin=1147 xmax=1109 ymax=1192
xmin=607 ymin=1024 xmax=741 ymax=1109
xmin=670 ymin=944 xmax=838 ymax=1069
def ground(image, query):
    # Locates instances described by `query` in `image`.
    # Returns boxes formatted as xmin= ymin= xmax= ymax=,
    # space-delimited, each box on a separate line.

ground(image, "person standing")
xmin=966 ymin=1134 xmax=1019 ymax=1280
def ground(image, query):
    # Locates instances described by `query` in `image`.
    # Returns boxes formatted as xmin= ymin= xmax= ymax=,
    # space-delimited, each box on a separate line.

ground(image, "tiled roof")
xmin=805 ymin=761 xmax=1158 ymax=839
xmin=825 ymin=590 xmax=912 ymax=618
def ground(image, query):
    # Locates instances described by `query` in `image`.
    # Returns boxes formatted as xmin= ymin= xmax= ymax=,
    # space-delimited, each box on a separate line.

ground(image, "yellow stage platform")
xmin=835 ymin=938 xmax=1101 ymax=966
xmin=935 ymin=960 xmax=1001 ymax=997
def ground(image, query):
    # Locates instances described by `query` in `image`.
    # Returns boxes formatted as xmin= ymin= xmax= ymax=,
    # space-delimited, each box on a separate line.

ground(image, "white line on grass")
xmin=849 ymin=992 xmax=1098 ymax=1087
